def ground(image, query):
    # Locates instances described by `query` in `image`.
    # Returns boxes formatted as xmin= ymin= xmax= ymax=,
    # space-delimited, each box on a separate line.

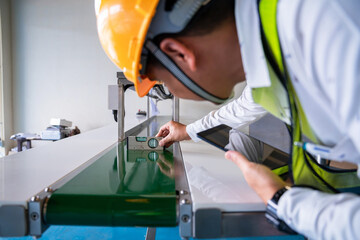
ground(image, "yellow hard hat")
xmin=96 ymin=0 xmax=230 ymax=104
xmin=95 ymin=0 xmax=159 ymax=97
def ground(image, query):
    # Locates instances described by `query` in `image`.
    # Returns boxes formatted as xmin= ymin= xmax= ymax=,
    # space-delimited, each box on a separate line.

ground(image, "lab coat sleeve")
xmin=277 ymin=187 xmax=360 ymax=240
xmin=186 ymin=85 xmax=267 ymax=142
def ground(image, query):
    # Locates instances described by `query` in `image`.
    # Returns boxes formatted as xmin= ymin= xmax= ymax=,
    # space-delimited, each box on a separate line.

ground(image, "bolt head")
xmin=179 ymin=190 xmax=188 ymax=195
xmin=181 ymin=215 xmax=190 ymax=223
xmin=180 ymin=199 xmax=190 ymax=205
xmin=30 ymin=212 xmax=39 ymax=221
xmin=30 ymin=196 xmax=40 ymax=202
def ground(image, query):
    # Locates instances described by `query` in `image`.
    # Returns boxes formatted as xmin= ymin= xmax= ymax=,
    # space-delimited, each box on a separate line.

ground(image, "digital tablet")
xmin=197 ymin=124 xmax=233 ymax=151
xmin=197 ymin=124 xmax=289 ymax=173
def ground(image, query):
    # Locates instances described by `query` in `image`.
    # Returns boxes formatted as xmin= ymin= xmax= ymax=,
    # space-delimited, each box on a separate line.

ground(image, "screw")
xmin=179 ymin=190 xmax=188 ymax=195
xmin=44 ymin=187 xmax=53 ymax=193
xmin=30 ymin=196 xmax=40 ymax=202
xmin=181 ymin=215 xmax=190 ymax=223
xmin=31 ymin=212 xmax=39 ymax=221
xmin=180 ymin=199 xmax=190 ymax=205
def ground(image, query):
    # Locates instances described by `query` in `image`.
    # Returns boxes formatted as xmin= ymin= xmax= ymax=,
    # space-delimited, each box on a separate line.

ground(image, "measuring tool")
xmin=127 ymin=136 xmax=164 ymax=151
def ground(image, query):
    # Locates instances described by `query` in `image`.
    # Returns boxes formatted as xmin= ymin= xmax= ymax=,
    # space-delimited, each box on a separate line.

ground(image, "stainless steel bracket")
xmin=173 ymin=142 xmax=192 ymax=239
xmin=28 ymin=187 xmax=53 ymax=237
xmin=145 ymin=227 xmax=156 ymax=240
xmin=172 ymin=96 xmax=179 ymax=122
xmin=179 ymin=190 xmax=192 ymax=239
xmin=117 ymin=75 xmax=125 ymax=142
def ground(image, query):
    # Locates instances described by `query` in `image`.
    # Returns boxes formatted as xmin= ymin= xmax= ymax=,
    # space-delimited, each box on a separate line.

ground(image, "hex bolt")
xmin=31 ymin=212 xmax=39 ymax=221
xmin=181 ymin=215 xmax=190 ymax=223
xmin=180 ymin=199 xmax=190 ymax=205
xmin=179 ymin=190 xmax=188 ymax=195
xmin=30 ymin=196 xmax=40 ymax=202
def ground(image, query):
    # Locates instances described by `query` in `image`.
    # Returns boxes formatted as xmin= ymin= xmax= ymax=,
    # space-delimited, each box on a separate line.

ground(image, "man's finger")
xmin=159 ymin=135 xmax=172 ymax=147
xmin=156 ymin=129 xmax=164 ymax=137
xmin=225 ymin=150 xmax=251 ymax=171
xmin=156 ymin=127 xmax=169 ymax=137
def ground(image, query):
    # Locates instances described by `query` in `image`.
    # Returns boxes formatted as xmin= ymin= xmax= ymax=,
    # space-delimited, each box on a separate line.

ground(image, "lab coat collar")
xmin=235 ymin=0 xmax=271 ymax=88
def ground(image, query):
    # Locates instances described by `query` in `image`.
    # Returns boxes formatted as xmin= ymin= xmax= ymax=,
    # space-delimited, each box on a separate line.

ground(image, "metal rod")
xmin=147 ymin=95 xmax=150 ymax=137
xmin=147 ymin=95 xmax=150 ymax=120
xmin=118 ymin=81 xmax=125 ymax=142
xmin=172 ymin=96 xmax=179 ymax=122
xmin=145 ymin=227 xmax=156 ymax=240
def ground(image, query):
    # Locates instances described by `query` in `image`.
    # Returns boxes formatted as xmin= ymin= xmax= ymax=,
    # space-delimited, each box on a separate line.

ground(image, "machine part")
xmin=44 ymin=141 xmax=176 ymax=227
xmin=118 ymin=75 xmax=125 ymax=142
xmin=108 ymin=85 xmax=119 ymax=111
xmin=126 ymin=116 xmax=157 ymax=138
xmin=0 ymin=205 xmax=27 ymax=237
xmin=145 ymin=227 xmax=156 ymax=240
xmin=179 ymin=190 xmax=188 ymax=195
xmin=147 ymin=96 xmax=151 ymax=120
xmin=173 ymin=142 xmax=193 ymax=239
xmin=28 ymin=191 xmax=50 ymax=237
xmin=44 ymin=187 xmax=54 ymax=193
xmin=194 ymin=209 xmax=222 ymax=238
xmin=192 ymin=210 xmax=289 ymax=238
xmin=179 ymin=201 xmax=192 ymax=238
xmin=117 ymin=71 xmax=135 ymax=90
xmin=0 ymin=116 xmax=167 ymax=238
xmin=127 ymin=136 xmax=164 ymax=151
xmin=172 ymin=96 xmax=179 ymax=122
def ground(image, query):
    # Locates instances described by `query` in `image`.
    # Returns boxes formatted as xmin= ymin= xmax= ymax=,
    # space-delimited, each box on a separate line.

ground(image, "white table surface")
xmin=181 ymin=140 xmax=265 ymax=212
xmin=1 ymin=117 xmax=264 ymax=213
xmin=0 ymin=117 xmax=146 ymax=206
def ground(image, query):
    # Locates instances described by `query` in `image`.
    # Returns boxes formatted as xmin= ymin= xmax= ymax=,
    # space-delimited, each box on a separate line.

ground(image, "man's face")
xmin=146 ymin=18 xmax=244 ymax=102
xmin=147 ymin=62 xmax=204 ymax=100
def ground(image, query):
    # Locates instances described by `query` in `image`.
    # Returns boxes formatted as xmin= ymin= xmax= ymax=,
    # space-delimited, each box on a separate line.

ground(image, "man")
xmin=155 ymin=85 xmax=267 ymax=148
xmin=96 ymin=0 xmax=360 ymax=238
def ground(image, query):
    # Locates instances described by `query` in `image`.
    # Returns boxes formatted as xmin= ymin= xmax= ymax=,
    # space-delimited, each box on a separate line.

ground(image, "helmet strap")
xmin=145 ymin=40 xmax=230 ymax=104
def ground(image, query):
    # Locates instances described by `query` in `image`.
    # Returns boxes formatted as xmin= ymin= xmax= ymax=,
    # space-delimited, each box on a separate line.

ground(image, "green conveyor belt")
xmin=44 ymin=141 xmax=176 ymax=227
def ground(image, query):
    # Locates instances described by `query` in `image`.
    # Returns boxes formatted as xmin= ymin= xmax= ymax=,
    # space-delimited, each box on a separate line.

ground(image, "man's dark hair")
xmin=148 ymin=0 xmax=235 ymax=68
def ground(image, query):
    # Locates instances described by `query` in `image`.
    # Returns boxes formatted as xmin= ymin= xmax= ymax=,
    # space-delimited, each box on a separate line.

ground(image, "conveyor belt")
xmin=44 ymin=141 xmax=176 ymax=227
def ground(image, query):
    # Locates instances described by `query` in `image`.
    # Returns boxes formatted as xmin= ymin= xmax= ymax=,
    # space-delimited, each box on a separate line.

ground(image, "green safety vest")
xmin=253 ymin=0 xmax=360 ymax=193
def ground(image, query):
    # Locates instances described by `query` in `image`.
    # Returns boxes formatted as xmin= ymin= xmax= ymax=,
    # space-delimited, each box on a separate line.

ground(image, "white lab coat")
xmin=186 ymin=86 xmax=267 ymax=142
xmin=186 ymin=0 xmax=360 ymax=239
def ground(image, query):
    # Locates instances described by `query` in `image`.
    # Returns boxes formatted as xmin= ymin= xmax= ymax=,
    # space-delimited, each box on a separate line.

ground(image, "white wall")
xmin=12 ymin=0 xmax=127 ymax=134
xmin=11 ymin=0 xmax=245 ymax=136
xmin=1 ymin=0 xmax=14 ymax=155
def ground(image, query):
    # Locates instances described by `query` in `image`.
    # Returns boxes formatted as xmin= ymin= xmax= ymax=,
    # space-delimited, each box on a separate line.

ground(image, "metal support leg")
xmin=147 ymin=95 xmax=150 ymax=137
xmin=145 ymin=227 xmax=156 ymax=240
xmin=172 ymin=96 xmax=179 ymax=122
xmin=118 ymin=81 xmax=125 ymax=142
xmin=147 ymin=95 xmax=150 ymax=120
xmin=17 ymin=138 xmax=23 ymax=152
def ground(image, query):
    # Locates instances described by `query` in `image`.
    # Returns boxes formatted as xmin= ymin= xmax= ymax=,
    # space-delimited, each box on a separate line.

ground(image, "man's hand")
xmin=225 ymin=150 xmax=287 ymax=203
xmin=156 ymin=121 xmax=191 ymax=147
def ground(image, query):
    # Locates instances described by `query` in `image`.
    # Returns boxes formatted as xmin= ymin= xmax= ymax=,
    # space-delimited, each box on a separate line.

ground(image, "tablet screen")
xmin=197 ymin=124 xmax=289 ymax=171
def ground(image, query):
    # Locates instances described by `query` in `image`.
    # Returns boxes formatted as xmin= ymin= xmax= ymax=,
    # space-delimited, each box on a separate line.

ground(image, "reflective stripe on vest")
xmin=254 ymin=0 xmax=360 ymax=193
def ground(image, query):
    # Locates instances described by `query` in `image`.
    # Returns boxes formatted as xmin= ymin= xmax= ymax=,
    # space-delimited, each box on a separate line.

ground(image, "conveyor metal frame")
xmin=1 ymin=116 xmax=292 ymax=239
xmin=26 ymin=116 xmax=165 ymax=237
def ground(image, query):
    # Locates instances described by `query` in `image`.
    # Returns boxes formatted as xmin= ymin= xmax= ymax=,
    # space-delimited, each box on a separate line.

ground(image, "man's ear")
xmin=159 ymin=38 xmax=197 ymax=72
